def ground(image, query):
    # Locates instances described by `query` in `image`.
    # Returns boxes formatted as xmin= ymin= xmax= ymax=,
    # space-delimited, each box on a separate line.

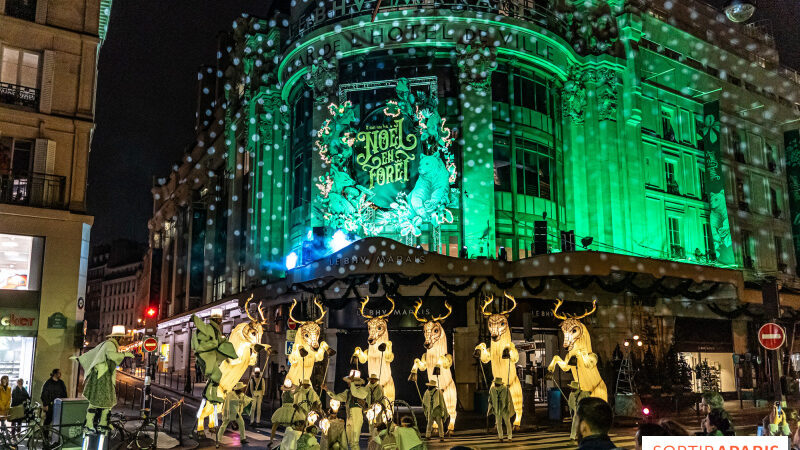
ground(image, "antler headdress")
xmin=412 ymin=299 xmax=453 ymax=323
xmin=552 ymin=298 xmax=597 ymax=321
xmin=288 ymin=297 xmax=327 ymax=325
xmin=244 ymin=294 xmax=267 ymax=324
xmin=480 ymin=291 xmax=517 ymax=317
xmin=359 ymin=296 xmax=395 ymax=320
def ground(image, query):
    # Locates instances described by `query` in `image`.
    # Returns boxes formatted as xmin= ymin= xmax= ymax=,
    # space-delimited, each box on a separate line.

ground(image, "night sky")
xmin=87 ymin=0 xmax=800 ymax=245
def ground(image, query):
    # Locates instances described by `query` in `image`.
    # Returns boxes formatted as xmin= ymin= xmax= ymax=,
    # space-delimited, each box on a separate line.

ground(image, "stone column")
xmin=305 ymin=61 xmax=339 ymax=230
xmin=457 ymin=43 xmax=497 ymax=258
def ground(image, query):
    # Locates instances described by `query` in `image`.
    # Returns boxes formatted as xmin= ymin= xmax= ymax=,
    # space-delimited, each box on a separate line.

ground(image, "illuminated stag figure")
xmin=474 ymin=292 xmax=523 ymax=427
xmin=196 ymin=295 xmax=270 ymax=433
xmin=410 ymin=299 xmax=457 ymax=433
xmin=547 ymin=299 xmax=608 ymax=401
xmin=286 ymin=298 xmax=331 ymax=389
xmin=352 ymin=296 xmax=396 ymax=403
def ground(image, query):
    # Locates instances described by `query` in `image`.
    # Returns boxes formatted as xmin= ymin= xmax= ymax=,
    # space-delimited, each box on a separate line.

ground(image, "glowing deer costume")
xmin=547 ymin=299 xmax=607 ymax=400
xmin=474 ymin=292 xmax=523 ymax=427
xmin=410 ymin=300 xmax=457 ymax=432
xmin=286 ymin=298 xmax=331 ymax=389
xmin=352 ymin=296 xmax=395 ymax=403
xmin=196 ymin=296 xmax=270 ymax=433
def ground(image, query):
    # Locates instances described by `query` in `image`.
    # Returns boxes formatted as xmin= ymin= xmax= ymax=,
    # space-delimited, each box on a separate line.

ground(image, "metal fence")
xmin=0 ymin=171 xmax=66 ymax=209
xmin=0 ymin=82 xmax=39 ymax=109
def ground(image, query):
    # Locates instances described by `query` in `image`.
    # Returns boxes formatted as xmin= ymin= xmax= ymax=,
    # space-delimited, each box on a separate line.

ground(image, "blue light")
xmin=329 ymin=230 xmax=351 ymax=253
xmin=307 ymin=230 xmax=314 ymax=240
xmin=285 ymin=252 xmax=298 ymax=270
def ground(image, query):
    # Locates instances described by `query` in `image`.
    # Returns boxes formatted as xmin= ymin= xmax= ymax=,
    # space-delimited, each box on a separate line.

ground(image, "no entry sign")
xmin=143 ymin=337 xmax=158 ymax=353
xmin=758 ymin=323 xmax=785 ymax=350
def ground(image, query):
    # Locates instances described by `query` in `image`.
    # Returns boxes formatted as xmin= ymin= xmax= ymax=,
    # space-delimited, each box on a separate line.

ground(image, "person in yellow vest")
xmin=248 ymin=367 xmax=266 ymax=425
xmin=0 ymin=376 xmax=11 ymax=423
xmin=216 ymin=382 xmax=252 ymax=446
xmin=422 ymin=380 xmax=448 ymax=441
xmin=488 ymin=377 xmax=513 ymax=442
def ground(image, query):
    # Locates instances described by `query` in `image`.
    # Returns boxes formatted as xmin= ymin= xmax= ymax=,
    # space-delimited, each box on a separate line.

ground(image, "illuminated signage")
xmin=0 ymin=313 xmax=36 ymax=328
xmin=356 ymin=117 xmax=417 ymax=189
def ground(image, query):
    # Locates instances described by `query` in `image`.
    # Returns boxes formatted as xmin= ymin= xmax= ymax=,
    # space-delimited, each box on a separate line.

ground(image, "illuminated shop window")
xmin=0 ymin=233 xmax=43 ymax=291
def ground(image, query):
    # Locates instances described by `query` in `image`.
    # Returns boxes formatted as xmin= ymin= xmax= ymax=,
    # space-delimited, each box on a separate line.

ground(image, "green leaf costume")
xmin=488 ymin=383 xmax=514 ymax=419
xmin=191 ymin=314 xmax=237 ymax=403
xmin=72 ymin=339 xmax=132 ymax=408
xmin=422 ymin=387 xmax=449 ymax=422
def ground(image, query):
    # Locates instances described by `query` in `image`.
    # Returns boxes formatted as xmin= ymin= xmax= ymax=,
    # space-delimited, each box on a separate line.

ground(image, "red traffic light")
xmin=642 ymin=407 xmax=651 ymax=416
xmin=146 ymin=307 xmax=157 ymax=318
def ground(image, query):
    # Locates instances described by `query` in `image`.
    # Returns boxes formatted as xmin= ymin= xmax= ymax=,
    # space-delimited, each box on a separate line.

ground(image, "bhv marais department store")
xmin=148 ymin=0 xmax=800 ymax=411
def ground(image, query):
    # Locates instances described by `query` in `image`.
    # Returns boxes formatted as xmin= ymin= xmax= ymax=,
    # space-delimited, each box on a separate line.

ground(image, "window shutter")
xmin=35 ymin=0 xmax=49 ymax=24
xmin=39 ymin=50 xmax=55 ymax=114
xmin=0 ymin=1 xmax=6 ymax=17
xmin=33 ymin=138 xmax=55 ymax=174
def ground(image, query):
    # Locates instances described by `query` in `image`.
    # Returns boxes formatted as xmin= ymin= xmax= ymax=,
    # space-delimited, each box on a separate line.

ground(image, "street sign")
xmin=758 ymin=323 xmax=785 ymax=350
xmin=143 ymin=337 xmax=158 ymax=353
xmin=287 ymin=318 xmax=297 ymax=330
xmin=285 ymin=341 xmax=294 ymax=358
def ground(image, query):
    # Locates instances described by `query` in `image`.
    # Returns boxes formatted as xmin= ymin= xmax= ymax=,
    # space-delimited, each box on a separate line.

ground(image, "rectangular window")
xmin=699 ymin=168 xmax=706 ymax=199
xmin=513 ymin=75 xmax=548 ymax=114
xmin=731 ymin=129 xmax=745 ymax=163
xmin=775 ymin=236 xmax=784 ymax=266
xmin=703 ymin=222 xmax=714 ymax=260
xmin=0 ymin=233 xmax=44 ymax=291
xmin=491 ymin=71 xmax=509 ymax=104
xmin=0 ymin=46 xmax=40 ymax=88
xmin=4 ymin=0 xmax=38 ymax=21
xmin=493 ymin=134 xmax=511 ymax=192
xmin=770 ymin=187 xmax=781 ymax=217
xmin=515 ymin=138 xmax=553 ymax=200
xmin=661 ymin=108 xmax=676 ymax=142
xmin=742 ymin=230 xmax=753 ymax=268
xmin=665 ymin=161 xmax=678 ymax=194
xmin=668 ymin=217 xmax=683 ymax=258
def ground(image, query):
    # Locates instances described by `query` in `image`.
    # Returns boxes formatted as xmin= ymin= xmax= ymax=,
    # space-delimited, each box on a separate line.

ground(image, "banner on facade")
xmin=702 ymin=100 xmax=734 ymax=265
xmin=784 ymin=128 xmax=800 ymax=267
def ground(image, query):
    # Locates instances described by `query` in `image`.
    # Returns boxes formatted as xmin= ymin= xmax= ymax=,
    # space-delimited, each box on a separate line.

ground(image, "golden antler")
xmin=313 ymin=297 xmax=327 ymax=324
xmin=431 ymin=301 xmax=453 ymax=322
xmin=360 ymin=297 xmax=374 ymax=319
xmin=244 ymin=294 xmax=257 ymax=322
xmin=380 ymin=296 xmax=396 ymax=319
xmin=571 ymin=299 xmax=597 ymax=320
xmin=499 ymin=291 xmax=517 ymax=315
xmin=257 ymin=301 xmax=267 ymax=323
xmin=480 ymin=293 xmax=494 ymax=317
xmin=289 ymin=299 xmax=307 ymax=325
xmin=552 ymin=298 xmax=568 ymax=320
xmin=412 ymin=300 xmax=428 ymax=323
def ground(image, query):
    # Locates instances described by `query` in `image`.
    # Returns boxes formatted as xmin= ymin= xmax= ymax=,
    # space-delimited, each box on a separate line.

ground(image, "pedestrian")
xmin=216 ymin=381 xmax=251 ymax=446
xmin=10 ymin=378 xmax=29 ymax=437
xmin=574 ymin=397 xmax=622 ymax=450
xmin=328 ymin=373 xmax=369 ymax=449
xmin=487 ymin=377 xmax=513 ymax=442
xmin=422 ymin=380 xmax=448 ymax=441
xmin=293 ymin=379 xmax=321 ymax=424
xmin=392 ymin=415 xmax=424 ymax=450
xmin=271 ymin=380 xmax=297 ymax=446
xmin=0 ymin=375 xmax=11 ymax=424
xmin=635 ymin=423 xmax=666 ymax=450
xmin=699 ymin=390 xmax=734 ymax=433
xmin=278 ymin=365 xmax=288 ymax=388
xmin=701 ymin=408 xmax=733 ymax=436
xmin=248 ymin=367 xmax=266 ymax=425
xmin=761 ymin=403 xmax=796 ymax=436
xmin=40 ymin=368 xmax=67 ymax=425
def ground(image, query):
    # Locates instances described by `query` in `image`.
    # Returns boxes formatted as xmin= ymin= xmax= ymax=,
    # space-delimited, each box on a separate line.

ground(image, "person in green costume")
xmin=297 ymin=424 xmax=321 ymax=450
xmin=392 ymin=416 xmax=423 ymax=450
xmin=191 ymin=311 xmax=237 ymax=405
xmin=216 ymin=381 xmax=251 ymax=446
xmin=422 ymin=380 xmax=448 ymax=441
xmin=327 ymin=374 xmax=368 ymax=449
xmin=270 ymin=380 xmax=297 ymax=446
xmin=488 ymin=377 xmax=514 ymax=442
xmin=293 ymin=379 xmax=322 ymax=425
xmin=71 ymin=325 xmax=133 ymax=432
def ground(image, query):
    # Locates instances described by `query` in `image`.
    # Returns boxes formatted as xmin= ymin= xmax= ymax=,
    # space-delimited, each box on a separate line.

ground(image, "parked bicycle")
xmin=0 ymin=400 xmax=63 ymax=450
xmin=110 ymin=396 xmax=184 ymax=450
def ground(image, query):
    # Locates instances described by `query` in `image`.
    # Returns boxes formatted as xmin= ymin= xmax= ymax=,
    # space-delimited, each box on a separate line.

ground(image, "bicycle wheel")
xmin=132 ymin=429 xmax=154 ymax=450
xmin=28 ymin=426 xmax=62 ymax=450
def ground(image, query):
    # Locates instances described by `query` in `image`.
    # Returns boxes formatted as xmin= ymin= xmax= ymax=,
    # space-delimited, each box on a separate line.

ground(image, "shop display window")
xmin=0 ymin=233 xmax=43 ymax=291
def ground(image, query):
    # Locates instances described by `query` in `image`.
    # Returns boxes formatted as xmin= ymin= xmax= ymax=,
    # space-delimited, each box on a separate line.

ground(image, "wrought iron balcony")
xmin=0 ymin=170 xmax=67 ymax=209
xmin=0 ymin=82 xmax=39 ymax=109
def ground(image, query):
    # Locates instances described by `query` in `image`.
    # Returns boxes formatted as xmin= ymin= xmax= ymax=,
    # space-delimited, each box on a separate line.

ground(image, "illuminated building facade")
xmin=0 ymin=0 xmax=111 ymax=398
xmin=147 ymin=0 xmax=800 ymax=403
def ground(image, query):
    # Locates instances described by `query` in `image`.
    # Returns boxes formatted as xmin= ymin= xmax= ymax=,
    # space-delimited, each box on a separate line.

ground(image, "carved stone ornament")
xmin=304 ymin=62 xmax=338 ymax=104
xmin=592 ymin=68 xmax=619 ymax=121
xmin=456 ymin=43 xmax=498 ymax=93
xmin=561 ymin=65 xmax=588 ymax=124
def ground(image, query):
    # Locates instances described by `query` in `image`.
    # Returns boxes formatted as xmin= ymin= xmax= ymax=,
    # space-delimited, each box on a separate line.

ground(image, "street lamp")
xmin=724 ymin=0 xmax=755 ymax=22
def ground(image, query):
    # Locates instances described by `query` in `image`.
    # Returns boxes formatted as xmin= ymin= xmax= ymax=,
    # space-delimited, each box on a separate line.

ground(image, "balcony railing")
xmin=0 ymin=82 xmax=39 ymax=109
xmin=0 ymin=171 xmax=66 ymax=209
xmin=290 ymin=0 xmax=566 ymax=42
